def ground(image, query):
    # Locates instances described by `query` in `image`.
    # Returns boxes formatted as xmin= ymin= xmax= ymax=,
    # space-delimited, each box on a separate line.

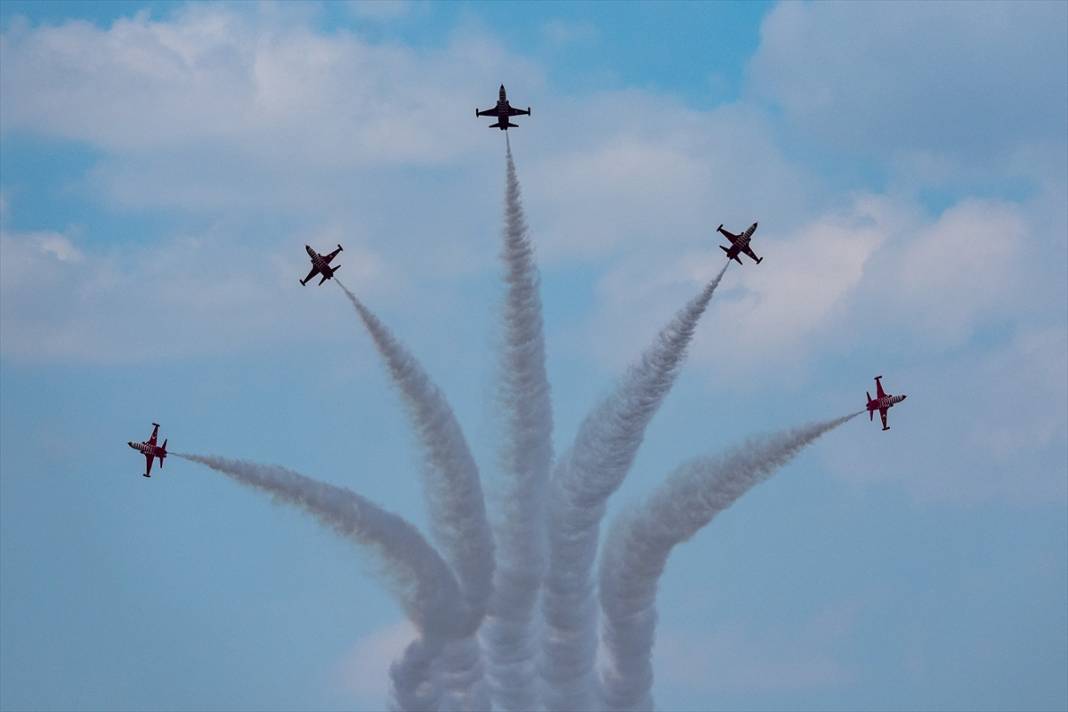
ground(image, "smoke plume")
xmin=173 ymin=453 xmax=465 ymax=709
xmin=596 ymin=413 xmax=861 ymax=711
xmin=540 ymin=263 xmax=729 ymax=711
xmin=335 ymin=283 xmax=494 ymax=708
xmin=479 ymin=139 xmax=555 ymax=711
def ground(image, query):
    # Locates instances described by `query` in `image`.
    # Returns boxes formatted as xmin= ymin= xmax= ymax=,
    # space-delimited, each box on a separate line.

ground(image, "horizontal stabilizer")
xmin=507 ymin=122 xmax=518 ymax=128
xmin=719 ymin=245 xmax=730 ymax=254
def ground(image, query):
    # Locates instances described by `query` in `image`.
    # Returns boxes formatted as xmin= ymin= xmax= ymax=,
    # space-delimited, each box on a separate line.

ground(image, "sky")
xmin=1 ymin=1 xmax=1066 ymax=710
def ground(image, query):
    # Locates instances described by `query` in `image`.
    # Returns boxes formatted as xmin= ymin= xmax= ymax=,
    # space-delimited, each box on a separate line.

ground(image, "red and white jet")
xmin=128 ymin=422 xmax=168 ymax=477
xmin=300 ymin=244 xmax=343 ymax=286
xmin=866 ymin=376 xmax=907 ymax=431
xmin=716 ymin=222 xmax=763 ymax=265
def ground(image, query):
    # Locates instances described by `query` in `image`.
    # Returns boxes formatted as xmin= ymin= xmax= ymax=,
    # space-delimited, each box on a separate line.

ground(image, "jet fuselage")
xmin=867 ymin=394 xmax=906 ymax=413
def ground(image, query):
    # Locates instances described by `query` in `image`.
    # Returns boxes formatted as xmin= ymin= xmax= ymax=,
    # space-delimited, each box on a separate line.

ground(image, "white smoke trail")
xmin=540 ymin=264 xmax=730 ymax=711
xmin=335 ymin=283 xmax=494 ymax=709
xmin=596 ymin=413 xmax=861 ymax=711
xmin=391 ymin=638 xmax=444 ymax=712
xmin=174 ymin=453 xmax=464 ymax=711
xmin=479 ymin=137 xmax=555 ymax=711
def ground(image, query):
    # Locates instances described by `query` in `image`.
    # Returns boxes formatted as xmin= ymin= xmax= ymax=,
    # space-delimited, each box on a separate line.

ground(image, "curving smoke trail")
xmin=173 ymin=453 xmax=465 ymax=711
xmin=391 ymin=638 xmax=445 ymax=712
xmin=479 ymin=137 xmax=555 ymax=711
xmin=596 ymin=412 xmax=861 ymax=711
xmin=540 ymin=263 xmax=730 ymax=711
xmin=335 ymin=283 xmax=494 ymax=709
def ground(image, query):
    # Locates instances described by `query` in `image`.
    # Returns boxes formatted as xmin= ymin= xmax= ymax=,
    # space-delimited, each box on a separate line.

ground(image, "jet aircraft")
xmin=476 ymin=84 xmax=531 ymax=130
xmin=866 ymin=376 xmax=907 ymax=431
xmin=300 ymin=244 xmax=343 ymax=286
xmin=129 ymin=422 xmax=168 ymax=478
xmin=716 ymin=222 xmax=763 ymax=264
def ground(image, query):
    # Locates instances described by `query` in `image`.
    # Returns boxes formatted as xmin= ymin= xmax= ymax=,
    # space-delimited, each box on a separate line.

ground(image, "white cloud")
xmin=0 ymin=4 xmax=543 ymax=168
xmin=582 ymin=191 xmax=1046 ymax=386
xmin=0 ymin=223 xmax=394 ymax=363
xmin=1 ymin=5 xmax=1063 ymax=428
xmin=748 ymin=1 xmax=1068 ymax=166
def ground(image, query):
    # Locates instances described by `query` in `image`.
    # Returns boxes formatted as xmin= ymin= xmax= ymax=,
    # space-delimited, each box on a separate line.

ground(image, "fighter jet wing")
xmin=144 ymin=453 xmax=154 ymax=477
xmin=476 ymin=107 xmax=497 ymax=116
xmin=302 ymin=265 xmax=320 ymax=284
xmin=507 ymin=106 xmax=531 ymax=116
xmin=743 ymin=245 xmax=762 ymax=263
xmin=147 ymin=424 xmax=159 ymax=446
xmin=879 ymin=408 xmax=889 ymax=430
xmin=875 ymin=378 xmax=887 ymax=399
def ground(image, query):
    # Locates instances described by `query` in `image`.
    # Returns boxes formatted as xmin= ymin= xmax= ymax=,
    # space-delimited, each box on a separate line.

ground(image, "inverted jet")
xmin=300 ymin=244 xmax=343 ymax=286
xmin=476 ymin=84 xmax=531 ymax=130
xmin=716 ymin=222 xmax=763 ymax=265
xmin=129 ymin=422 xmax=168 ymax=478
xmin=866 ymin=376 xmax=907 ymax=431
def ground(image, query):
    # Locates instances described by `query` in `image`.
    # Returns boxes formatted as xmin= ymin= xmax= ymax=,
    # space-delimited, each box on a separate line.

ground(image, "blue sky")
xmin=1 ymin=2 xmax=1065 ymax=710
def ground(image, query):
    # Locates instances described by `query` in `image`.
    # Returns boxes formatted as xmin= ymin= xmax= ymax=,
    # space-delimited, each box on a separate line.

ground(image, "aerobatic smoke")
xmin=169 ymin=139 xmax=871 ymax=712
xmin=392 ymin=637 xmax=445 ymax=712
xmin=336 ymin=283 xmax=494 ymax=708
xmin=173 ymin=453 xmax=465 ymax=709
xmin=540 ymin=262 xmax=729 ymax=711
xmin=479 ymin=138 xmax=555 ymax=711
xmin=596 ymin=413 xmax=861 ymax=711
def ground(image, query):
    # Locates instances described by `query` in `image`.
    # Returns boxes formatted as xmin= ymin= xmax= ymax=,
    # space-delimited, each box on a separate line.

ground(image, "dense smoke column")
xmin=479 ymin=138 xmax=555 ymax=711
xmin=539 ymin=264 xmax=729 ymax=711
xmin=174 ymin=454 xmax=465 ymax=711
xmin=391 ymin=638 xmax=445 ymax=712
xmin=596 ymin=413 xmax=860 ymax=711
xmin=335 ymin=284 xmax=494 ymax=708
xmin=433 ymin=638 xmax=492 ymax=712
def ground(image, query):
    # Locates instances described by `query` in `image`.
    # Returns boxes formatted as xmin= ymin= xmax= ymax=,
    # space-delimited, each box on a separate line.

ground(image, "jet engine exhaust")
xmin=596 ymin=412 xmax=862 ymax=711
xmin=540 ymin=261 xmax=729 ymax=711
xmin=479 ymin=139 xmax=555 ymax=712
xmin=334 ymin=280 xmax=494 ymax=711
xmin=172 ymin=453 xmax=468 ymax=710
